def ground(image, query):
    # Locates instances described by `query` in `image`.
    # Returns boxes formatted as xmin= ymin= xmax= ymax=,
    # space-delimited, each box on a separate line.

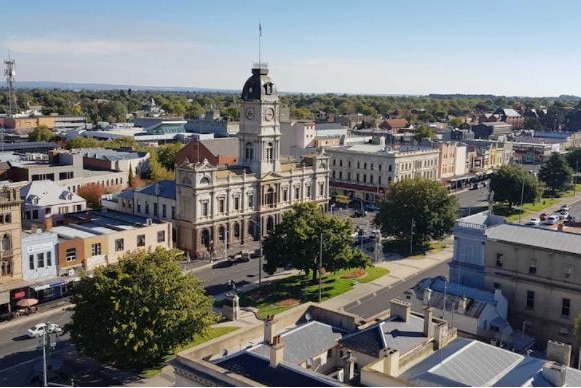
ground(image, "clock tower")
xmin=239 ymin=64 xmax=281 ymax=175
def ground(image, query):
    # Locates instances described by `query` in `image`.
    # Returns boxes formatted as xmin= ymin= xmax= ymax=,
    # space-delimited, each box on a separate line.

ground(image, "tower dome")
xmin=241 ymin=65 xmax=278 ymax=102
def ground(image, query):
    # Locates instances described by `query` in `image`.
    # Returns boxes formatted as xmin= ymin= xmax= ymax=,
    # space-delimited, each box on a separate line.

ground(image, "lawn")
xmin=235 ymin=266 xmax=389 ymax=320
xmin=140 ymin=326 xmax=238 ymax=378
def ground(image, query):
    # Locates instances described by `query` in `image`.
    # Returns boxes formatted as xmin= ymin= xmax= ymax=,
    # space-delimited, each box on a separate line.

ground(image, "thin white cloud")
xmin=4 ymin=38 xmax=203 ymax=55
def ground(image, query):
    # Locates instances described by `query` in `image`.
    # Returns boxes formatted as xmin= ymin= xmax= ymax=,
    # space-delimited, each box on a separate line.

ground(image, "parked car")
xmin=558 ymin=210 xmax=569 ymax=220
xmin=539 ymin=213 xmax=548 ymax=221
xmin=561 ymin=204 xmax=570 ymax=211
xmin=526 ymin=217 xmax=540 ymax=226
xmin=27 ymin=322 xmax=62 ymax=338
xmin=545 ymin=215 xmax=560 ymax=225
xmin=365 ymin=204 xmax=380 ymax=212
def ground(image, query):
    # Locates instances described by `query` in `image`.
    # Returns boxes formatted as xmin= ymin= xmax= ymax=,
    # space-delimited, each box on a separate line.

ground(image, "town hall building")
xmin=175 ymin=65 xmax=330 ymax=256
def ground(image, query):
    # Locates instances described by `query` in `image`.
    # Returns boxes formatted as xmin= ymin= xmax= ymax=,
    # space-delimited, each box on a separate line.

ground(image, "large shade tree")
xmin=67 ymin=248 xmax=216 ymax=370
xmin=489 ymin=165 xmax=543 ymax=209
xmin=262 ymin=202 xmax=370 ymax=282
xmin=373 ymin=178 xmax=457 ymax=249
xmin=538 ymin=152 xmax=574 ymax=196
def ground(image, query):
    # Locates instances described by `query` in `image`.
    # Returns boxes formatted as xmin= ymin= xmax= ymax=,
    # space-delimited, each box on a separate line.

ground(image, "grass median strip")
xmin=229 ymin=266 xmax=389 ymax=320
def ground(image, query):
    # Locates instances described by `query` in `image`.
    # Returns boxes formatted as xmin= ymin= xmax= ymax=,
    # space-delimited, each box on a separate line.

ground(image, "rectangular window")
xmin=33 ymin=210 xmax=39 ymax=219
xmin=145 ymin=202 xmax=149 ymax=215
xmin=319 ymin=183 xmax=324 ymax=196
xmin=157 ymin=230 xmax=166 ymax=243
xmin=526 ymin=290 xmax=535 ymax=309
xmin=45 ymin=208 xmax=51 ymax=215
xmin=495 ymin=253 xmax=503 ymax=267
xmin=58 ymin=206 xmax=68 ymax=214
xmin=493 ymin=282 xmax=501 ymax=290
xmin=47 ymin=251 xmax=52 ymax=266
xmin=29 ymin=254 xmax=34 ymax=270
xmin=37 ymin=253 xmax=45 ymax=268
xmin=234 ymin=197 xmax=240 ymax=210
xmin=137 ymin=234 xmax=146 ymax=247
xmin=66 ymin=248 xmax=76 ymax=262
xmin=219 ymin=198 xmax=225 ymax=213
xmin=283 ymin=189 xmax=288 ymax=202
xmin=248 ymin=194 xmax=254 ymax=207
xmin=202 ymin=201 xmax=209 ymax=216
xmin=295 ymin=187 xmax=300 ymax=199
xmin=137 ymin=201 xmax=141 ymax=212
xmin=562 ymin=298 xmax=571 ymax=317
xmin=172 ymin=206 xmax=175 ymax=219
xmin=162 ymin=204 xmax=167 ymax=218
xmin=153 ymin=203 xmax=158 ymax=216
xmin=529 ymin=258 xmax=537 ymax=274
xmin=115 ymin=238 xmax=124 ymax=252
xmin=91 ymin=243 xmax=102 ymax=256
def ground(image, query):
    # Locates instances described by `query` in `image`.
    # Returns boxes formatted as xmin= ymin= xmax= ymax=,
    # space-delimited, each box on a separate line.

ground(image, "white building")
xmin=327 ymin=138 xmax=440 ymax=203
xmin=21 ymin=180 xmax=86 ymax=224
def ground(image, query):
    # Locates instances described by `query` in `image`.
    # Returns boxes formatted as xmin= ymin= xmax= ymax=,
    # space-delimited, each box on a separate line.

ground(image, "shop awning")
xmin=30 ymin=277 xmax=69 ymax=292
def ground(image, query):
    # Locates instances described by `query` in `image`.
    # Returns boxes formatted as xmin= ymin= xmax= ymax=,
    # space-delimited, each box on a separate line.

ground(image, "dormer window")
xmin=28 ymin=195 xmax=39 ymax=205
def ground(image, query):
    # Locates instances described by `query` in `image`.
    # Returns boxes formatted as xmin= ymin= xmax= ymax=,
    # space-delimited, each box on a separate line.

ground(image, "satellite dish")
xmin=305 ymin=313 xmax=312 ymax=322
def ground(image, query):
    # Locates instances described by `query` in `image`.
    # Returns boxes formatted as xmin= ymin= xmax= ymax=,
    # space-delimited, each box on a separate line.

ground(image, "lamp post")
xmin=249 ymin=218 xmax=263 ymax=287
xmin=518 ymin=178 xmax=525 ymax=225
xmin=330 ymin=203 xmax=336 ymax=216
xmin=319 ymin=232 xmax=323 ymax=303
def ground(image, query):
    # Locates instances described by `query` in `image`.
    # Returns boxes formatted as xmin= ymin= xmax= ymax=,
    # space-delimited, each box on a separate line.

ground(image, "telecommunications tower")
xmin=4 ymin=55 xmax=16 ymax=117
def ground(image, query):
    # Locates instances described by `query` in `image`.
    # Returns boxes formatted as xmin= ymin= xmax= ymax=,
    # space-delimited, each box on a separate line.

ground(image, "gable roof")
xmin=201 ymin=137 xmax=239 ymax=158
xmin=340 ymin=314 xmax=427 ymax=357
xmin=380 ymin=119 xmax=408 ymax=129
xmin=250 ymin=321 xmax=343 ymax=364
xmin=486 ymin=223 xmax=581 ymax=255
xmin=136 ymin=180 xmax=176 ymax=200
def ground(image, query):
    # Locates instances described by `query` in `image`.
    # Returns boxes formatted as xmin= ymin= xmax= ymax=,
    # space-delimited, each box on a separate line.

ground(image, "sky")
xmin=2 ymin=0 xmax=581 ymax=97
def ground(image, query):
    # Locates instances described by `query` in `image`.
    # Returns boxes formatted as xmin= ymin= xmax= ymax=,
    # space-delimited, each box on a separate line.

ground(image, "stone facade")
xmin=175 ymin=65 xmax=330 ymax=256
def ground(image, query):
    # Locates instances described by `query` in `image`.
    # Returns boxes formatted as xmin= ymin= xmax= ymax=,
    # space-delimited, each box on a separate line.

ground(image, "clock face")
xmin=264 ymin=107 xmax=275 ymax=121
xmin=245 ymin=108 xmax=255 ymax=120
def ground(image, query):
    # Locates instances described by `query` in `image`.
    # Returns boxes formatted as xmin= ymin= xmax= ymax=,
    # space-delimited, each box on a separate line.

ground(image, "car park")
xmin=526 ymin=218 xmax=540 ymax=226
xmin=27 ymin=322 xmax=62 ymax=338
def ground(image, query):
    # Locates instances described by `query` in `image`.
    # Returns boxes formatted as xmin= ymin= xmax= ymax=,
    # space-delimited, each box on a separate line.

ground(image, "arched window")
xmin=267 ymin=216 xmax=275 ymax=232
xmin=245 ymin=142 xmax=254 ymax=160
xmin=1 ymin=233 xmax=11 ymax=251
xmin=266 ymin=142 xmax=273 ymax=161
xmin=219 ymin=226 xmax=226 ymax=241
xmin=200 ymin=177 xmax=210 ymax=185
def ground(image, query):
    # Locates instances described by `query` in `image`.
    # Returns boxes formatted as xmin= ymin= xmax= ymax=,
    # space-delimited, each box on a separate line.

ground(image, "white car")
xmin=545 ymin=215 xmax=560 ymax=225
xmin=559 ymin=210 xmax=569 ymax=220
xmin=526 ymin=218 xmax=540 ymax=226
xmin=561 ymin=204 xmax=570 ymax=211
xmin=27 ymin=322 xmax=63 ymax=338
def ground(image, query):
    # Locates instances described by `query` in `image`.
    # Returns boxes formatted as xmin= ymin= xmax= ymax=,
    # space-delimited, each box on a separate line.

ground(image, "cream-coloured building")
xmin=175 ymin=65 xmax=330 ymax=256
xmin=483 ymin=224 xmax=581 ymax=351
xmin=0 ymin=188 xmax=23 ymax=282
xmin=327 ymin=138 xmax=440 ymax=203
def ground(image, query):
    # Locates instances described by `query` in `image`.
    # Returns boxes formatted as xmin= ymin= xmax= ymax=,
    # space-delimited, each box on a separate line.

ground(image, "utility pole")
xmin=318 ymin=233 xmax=323 ymax=303
xmin=41 ymin=323 xmax=58 ymax=387
xmin=518 ymin=178 xmax=525 ymax=225
xmin=410 ymin=218 xmax=415 ymax=257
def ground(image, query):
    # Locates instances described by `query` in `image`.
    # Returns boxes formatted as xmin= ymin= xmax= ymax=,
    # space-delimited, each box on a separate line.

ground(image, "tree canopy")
xmin=157 ymin=143 xmax=184 ymax=171
xmin=67 ymin=248 xmax=216 ymax=370
xmin=565 ymin=147 xmax=581 ymax=176
xmin=413 ymin=124 xmax=435 ymax=142
xmin=489 ymin=165 xmax=543 ymax=208
xmin=538 ymin=152 xmax=574 ymax=196
xmin=29 ymin=125 xmax=56 ymax=142
xmin=262 ymin=202 xmax=370 ymax=281
xmin=373 ymin=178 xmax=457 ymax=250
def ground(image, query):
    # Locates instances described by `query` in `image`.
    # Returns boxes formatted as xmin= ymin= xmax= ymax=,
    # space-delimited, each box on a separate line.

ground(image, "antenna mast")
xmin=258 ymin=20 xmax=262 ymax=67
xmin=4 ymin=54 xmax=16 ymax=118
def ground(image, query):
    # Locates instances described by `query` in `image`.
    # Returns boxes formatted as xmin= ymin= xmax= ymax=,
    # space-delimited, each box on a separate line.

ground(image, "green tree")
xmin=373 ymin=178 xmax=457 ymax=250
xmin=28 ymin=125 xmax=55 ymax=142
xmin=565 ymin=147 xmax=581 ymax=178
xmin=262 ymin=202 xmax=371 ymax=282
xmin=413 ymin=124 xmax=435 ymax=142
xmin=538 ymin=152 xmax=574 ymax=196
xmin=448 ymin=117 xmax=463 ymax=128
xmin=66 ymin=137 xmax=100 ymax=149
xmin=128 ymin=166 xmax=134 ymax=188
xmin=67 ymin=248 xmax=217 ymax=370
xmin=157 ymin=143 xmax=184 ymax=171
xmin=489 ymin=165 xmax=543 ymax=209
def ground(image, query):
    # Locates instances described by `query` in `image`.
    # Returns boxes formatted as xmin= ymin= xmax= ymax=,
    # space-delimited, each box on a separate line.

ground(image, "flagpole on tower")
xmin=259 ymin=20 xmax=262 ymax=67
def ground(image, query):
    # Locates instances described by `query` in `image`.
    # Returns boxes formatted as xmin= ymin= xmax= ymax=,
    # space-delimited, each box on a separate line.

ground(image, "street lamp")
xmin=330 ymin=203 xmax=336 ymax=216
xmin=248 ymin=218 xmax=264 ymax=287
xmin=410 ymin=218 xmax=415 ymax=257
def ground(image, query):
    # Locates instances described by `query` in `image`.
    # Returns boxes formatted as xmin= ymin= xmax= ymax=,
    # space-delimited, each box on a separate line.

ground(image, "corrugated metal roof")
xmin=486 ymin=224 xmax=581 ymax=255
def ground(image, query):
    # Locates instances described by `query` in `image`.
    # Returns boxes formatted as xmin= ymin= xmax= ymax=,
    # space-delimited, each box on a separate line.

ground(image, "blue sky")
xmin=2 ymin=0 xmax=581 ymax=96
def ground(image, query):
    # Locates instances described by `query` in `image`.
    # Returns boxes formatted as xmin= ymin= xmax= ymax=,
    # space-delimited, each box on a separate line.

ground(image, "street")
xmin=345 ymin=260 xmax=450 ymax=320
xmin=453 ymin=186 xmax=493 ymax=217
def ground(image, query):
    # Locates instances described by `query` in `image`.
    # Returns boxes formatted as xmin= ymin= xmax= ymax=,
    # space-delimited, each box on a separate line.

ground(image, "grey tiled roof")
xmin=486 ymin=224 xmax=581 ymax=255
xmin=136 ymin=180 xmax=176 ymax=200
xmin=250 ymin=321 xmax=342 ymax=364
